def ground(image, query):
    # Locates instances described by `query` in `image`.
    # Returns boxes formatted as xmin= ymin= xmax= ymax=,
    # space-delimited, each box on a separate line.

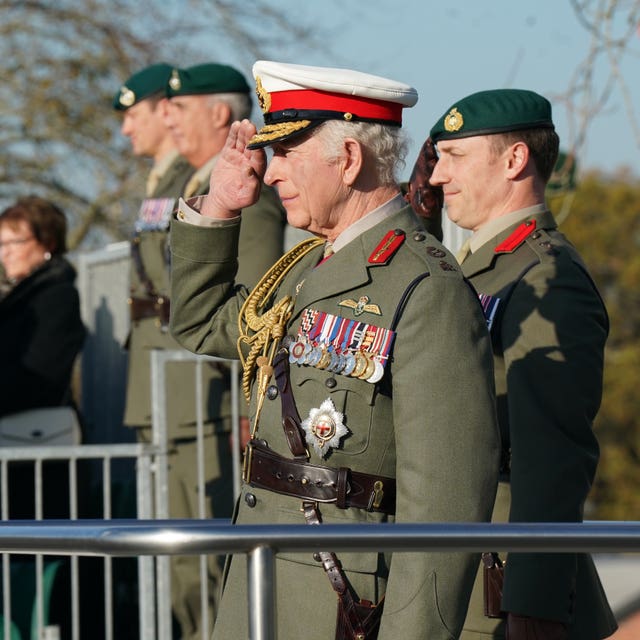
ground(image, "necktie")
xmin=456 ymin=238 xmax=471 ymax=264
xmin=146 ymin=169 xmax=160 ymax=197
xmin=183 ymin=173 xmax=201 ymax=199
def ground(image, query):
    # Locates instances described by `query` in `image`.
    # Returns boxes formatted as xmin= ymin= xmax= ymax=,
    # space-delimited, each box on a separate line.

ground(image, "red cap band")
xmin=269 ymin=89 xmax=404 ymax=123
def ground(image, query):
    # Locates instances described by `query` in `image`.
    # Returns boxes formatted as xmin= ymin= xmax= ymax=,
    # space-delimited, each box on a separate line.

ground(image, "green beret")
xmin=113 ymin=63 xmax=173 ymax=110
xmin=166 ymin=63 xmax=250 ymax=97
xmin=430 ymin=89 xmax=554 ymax=142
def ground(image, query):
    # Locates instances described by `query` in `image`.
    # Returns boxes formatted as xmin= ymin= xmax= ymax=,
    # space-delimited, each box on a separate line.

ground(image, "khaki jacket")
xmin=170 ymin=202 xmax=501 ymax=640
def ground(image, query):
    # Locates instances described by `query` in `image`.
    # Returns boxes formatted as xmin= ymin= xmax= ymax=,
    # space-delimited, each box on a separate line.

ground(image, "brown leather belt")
xmin=128 ymin=296 xmax=170 ymax=325
xmin=243 ymin=440 xmax=396 ymax=515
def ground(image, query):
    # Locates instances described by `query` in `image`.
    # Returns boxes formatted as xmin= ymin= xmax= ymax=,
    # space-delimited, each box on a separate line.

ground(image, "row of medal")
xmin=288 ymin=308 xmax=396 ymax=384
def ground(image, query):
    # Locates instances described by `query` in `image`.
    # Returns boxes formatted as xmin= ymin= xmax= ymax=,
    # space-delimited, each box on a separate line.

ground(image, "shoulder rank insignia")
xmin=338 ymin=295 xmax=381 ymax=317
xmin=495 ymin=220 xmax=537 ymax=254
xmin=368 ymin=229 xmax=405 ymax=264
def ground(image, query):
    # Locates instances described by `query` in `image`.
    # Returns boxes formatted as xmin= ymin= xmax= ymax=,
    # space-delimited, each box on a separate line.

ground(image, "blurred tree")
xmin=559 ymin=0 xmax=640 ymax=169
xmin=549 ymin=170 xmax=640 ymax=519
xmin=0 ymin=0 xmax=322 ymax=249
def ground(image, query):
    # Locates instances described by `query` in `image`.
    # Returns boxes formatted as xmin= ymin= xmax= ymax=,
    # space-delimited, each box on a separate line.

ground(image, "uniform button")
xmin=325 ymin=377 xmax=337 ymax=389
xmin=313 ymin=553 xmax=322 ymax=562
xmin=245 ymin=493 xmax=257 ymax=508
xmin=413 ymin=232 xmax=426 ymax=242
xmin=281 ymin=334 xmax=295 ymax=350
xmin=266 ymin=385 xmax=278 ymax=400
xmin=531 ymin=232 xmax=541 ymax=239
xmin=426 ymin=246 xmax=446 ymax=258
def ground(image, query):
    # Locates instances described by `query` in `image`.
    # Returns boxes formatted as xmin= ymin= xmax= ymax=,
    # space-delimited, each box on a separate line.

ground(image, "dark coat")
xmin=460 ymin=210 xmax=617 ymax=640
xmin=0 ymin=256 xmax=86 ymax=417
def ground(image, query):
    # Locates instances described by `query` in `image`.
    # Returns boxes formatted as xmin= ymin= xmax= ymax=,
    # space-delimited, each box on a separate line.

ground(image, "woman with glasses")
xmin=0 ymin=196 xmax=86 ymax=515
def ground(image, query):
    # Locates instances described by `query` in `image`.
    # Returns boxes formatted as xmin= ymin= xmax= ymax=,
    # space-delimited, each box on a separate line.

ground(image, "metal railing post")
xmin=247 ymin=545 xmax=276 ymax=640
xmin=150 ymin=349 xmax=172 ymax=640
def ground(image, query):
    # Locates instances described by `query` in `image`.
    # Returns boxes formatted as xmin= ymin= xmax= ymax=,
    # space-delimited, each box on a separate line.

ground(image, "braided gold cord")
xmin=237 ymin=237 xmax=323 ymax=404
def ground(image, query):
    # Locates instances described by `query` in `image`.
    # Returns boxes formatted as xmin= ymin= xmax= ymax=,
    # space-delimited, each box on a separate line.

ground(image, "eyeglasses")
xmin=0 ymin=236 xmax=35 ymax=248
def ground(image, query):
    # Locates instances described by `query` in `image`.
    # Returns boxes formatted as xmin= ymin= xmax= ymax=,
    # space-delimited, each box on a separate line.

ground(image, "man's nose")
xmin=429 ymin=160 xmax=444 ymax=186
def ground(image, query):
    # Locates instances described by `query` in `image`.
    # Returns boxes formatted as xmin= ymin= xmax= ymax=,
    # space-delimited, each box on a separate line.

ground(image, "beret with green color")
xmin=430 ymin=88 xmax=554 ymax=142
xmin=166 ymin=63 xmax=250 ymax=97
xmin=113 ymin=63 xmax=173 ymax=111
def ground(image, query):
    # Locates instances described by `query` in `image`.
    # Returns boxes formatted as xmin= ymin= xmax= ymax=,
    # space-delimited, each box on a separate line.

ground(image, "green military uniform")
xmin=426 ymin=88 xmax=617 ymax=640
xmin=169 ymin=197 xmax=501 ymax=640
xmin=458 ymin=210 xmax=617 ymax=640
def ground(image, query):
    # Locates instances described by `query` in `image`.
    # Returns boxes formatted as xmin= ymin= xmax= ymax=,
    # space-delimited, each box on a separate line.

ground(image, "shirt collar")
xmin=332 ymin=194 xmax=405 ymax=254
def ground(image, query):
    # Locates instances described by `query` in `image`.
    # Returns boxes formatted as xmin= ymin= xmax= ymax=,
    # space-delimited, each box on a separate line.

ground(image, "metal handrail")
xmin=0 ymin=520 xmax=638 ymax=640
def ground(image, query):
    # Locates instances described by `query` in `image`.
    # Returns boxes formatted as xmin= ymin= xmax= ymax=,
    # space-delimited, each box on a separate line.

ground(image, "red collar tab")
xmin=494 ymin=220 xmax=537 ymax=254
xmin=368 ymin=229 xmax=406 ymax=264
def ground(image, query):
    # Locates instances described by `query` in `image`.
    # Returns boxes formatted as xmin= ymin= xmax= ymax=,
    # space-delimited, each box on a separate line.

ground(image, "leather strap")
xmin=303 ymin=501 xmax=374 ymax=639
xmin=273 ymin=348 xmax=308 ymax=458
xmin=130 ymin=233 xmax=159 ymax=299
xmin=128 ymin=296 xmax=170 ymax=326
xmin=243 ymin=440 xmax=395 ymax=515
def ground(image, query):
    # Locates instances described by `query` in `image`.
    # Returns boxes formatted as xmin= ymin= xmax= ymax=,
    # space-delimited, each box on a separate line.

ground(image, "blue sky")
xmin=221 ymin=1 xmax=639 ymax=179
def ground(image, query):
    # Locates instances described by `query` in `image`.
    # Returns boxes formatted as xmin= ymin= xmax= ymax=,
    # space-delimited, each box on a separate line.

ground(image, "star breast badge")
xmin=301 ymin=398 xmax=349 ymax=458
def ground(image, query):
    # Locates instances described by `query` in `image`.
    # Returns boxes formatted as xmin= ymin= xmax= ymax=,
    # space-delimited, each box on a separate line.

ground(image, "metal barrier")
xmin=0 ymin=350 xmax=241 ymax=640
xmin=0 ymin=442 xmax=155 ymax=640
xmin=0 ymin=520 xmax=637 ymax=640
xmin=149 ymin=350 xmax=241 ymax=640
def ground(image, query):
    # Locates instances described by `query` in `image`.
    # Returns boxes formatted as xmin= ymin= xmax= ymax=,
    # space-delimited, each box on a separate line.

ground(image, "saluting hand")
xmin=201 ymin=119 xmax=267 ymax=219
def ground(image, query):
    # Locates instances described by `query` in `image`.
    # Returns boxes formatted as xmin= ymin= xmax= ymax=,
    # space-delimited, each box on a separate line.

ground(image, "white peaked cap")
xmin=247 ymin=60 xmax=418 ymax=148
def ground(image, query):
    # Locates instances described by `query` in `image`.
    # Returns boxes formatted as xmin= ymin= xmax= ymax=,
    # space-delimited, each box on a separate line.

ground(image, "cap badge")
xmin=444 ymin=107 xmax=464 ymax=132
xmin=301 ymin=397 xmax=349 ymax=458
xmin=255 ymin=76 xmax=271 ymax=114
xmin=118 ymin=86 xmax=135 ymax=108
xmin=168 ymin=69 xmax=181 ymax=91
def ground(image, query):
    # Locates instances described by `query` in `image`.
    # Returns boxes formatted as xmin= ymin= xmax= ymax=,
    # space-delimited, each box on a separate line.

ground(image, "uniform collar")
xmin=469 ymin=203 xmax=547 ymax=254
xmin=332 ymin=194 xmax=405 ymax=253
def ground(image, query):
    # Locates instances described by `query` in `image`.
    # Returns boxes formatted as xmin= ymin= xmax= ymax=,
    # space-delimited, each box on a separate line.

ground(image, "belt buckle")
xmin=367 ymin=480 xmax=384 ymax=511
xmin=242 ymin=441 xmax=255 ymax=483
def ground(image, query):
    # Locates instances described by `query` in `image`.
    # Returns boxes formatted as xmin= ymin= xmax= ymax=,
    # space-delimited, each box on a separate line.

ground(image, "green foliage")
xmin=549 ymin=171 xmax=640 ymax=519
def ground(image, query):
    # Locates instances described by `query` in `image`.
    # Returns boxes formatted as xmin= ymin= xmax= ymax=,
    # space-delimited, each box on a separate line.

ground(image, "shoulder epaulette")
xmin=368 ymin=229 xmax=405 ymax=264
xmin=494 ymin=220 xmax=537 ymax=254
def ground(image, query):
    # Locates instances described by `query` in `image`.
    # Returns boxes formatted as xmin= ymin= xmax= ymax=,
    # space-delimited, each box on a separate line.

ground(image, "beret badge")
xmin=444 ymin=107 xmax=464 ymax=133
xmin=168 ymin=69 xmax=181 ymax=92
xmin=118 ymin=86 xmax=135 ymax=108
xmin=255 ymin=76 xmax=271 ymax=114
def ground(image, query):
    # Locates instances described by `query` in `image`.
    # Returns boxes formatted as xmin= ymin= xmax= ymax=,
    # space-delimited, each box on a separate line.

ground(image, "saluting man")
xmin=169 ymin=60 xmax=501 ymax=640
xmin=428 ymin=89 xmax=617 ymax=640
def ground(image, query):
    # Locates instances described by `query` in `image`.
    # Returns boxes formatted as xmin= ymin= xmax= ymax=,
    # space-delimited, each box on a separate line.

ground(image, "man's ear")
xmin=505 ymin=141 xmax=530 ymax=179
xmin=342 ymin=138 xmax=363 ymax=186
xmin=211 ymin=101 xmax=232 ymax=127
